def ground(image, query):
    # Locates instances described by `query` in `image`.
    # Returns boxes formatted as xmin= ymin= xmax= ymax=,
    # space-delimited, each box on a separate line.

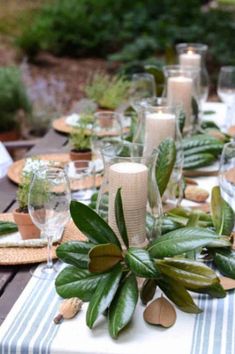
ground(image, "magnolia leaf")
xmin=55 ymin=266 xmax=108 ymax=301
xmin=155 ymin=138 xmax=176 ymax=196
xmin=214 ymin=249 xmax=235 ymax=279
xmin=140 ymin=279 xmax=158 ymax=305
xmin=206 ymin=236 xmax=231 ymax=248
xmin=211 ymin=186 xmax=234 ymax=235
xmin=148 ymin=227 xmax=219 ymax=258
xmin=88 ymin=243 xmax=123 ymax=273
xmin=70 ymin=200 xmax=121 ymax=248
xmin=125 ymin=247 xmax=158 ymax=278
xmin=189 ymin=282 xmax=226 ymax=298
xmin=115 ymin=188 xmax=129 ymax=248
xmin=156 ymin=258 xmax=218 ymax=290
xmin=219 ymin=276 xmax=235 ymax=290
xmin=86 ymin=263 xmax=122 ymax=328
xmin=143 ymin=297 xmax=176 ymax=328
xmin=157 ymin=277 xmax=202 ymax=314
xmin=108 ymin=274 xmax=138 ymax=338
xmin=56 ymin=241 xmax=94 ymax=269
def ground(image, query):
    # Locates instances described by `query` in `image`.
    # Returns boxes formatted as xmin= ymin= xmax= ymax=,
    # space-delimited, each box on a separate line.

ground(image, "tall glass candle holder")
xmin=163 ymin=65 xmax=199 ymax=134
xmin=96 ymin=142 xmax=162 ymax=246
xmin=176 ymin=43 xmax=209 ymax=111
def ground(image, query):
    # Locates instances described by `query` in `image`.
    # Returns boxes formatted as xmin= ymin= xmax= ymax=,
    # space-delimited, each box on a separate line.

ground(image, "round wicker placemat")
xmin=0 ymin=213 xmax=86 ymax=265
xmin=52 ymin=117 xmax=73 ymax=134
xmin=7 ymin=153 xmax=71 ymax=185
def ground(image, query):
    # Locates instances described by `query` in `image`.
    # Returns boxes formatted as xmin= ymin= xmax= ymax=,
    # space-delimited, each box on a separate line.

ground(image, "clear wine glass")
xmin=28 ymin=166 xmax=71 ymax=278
xmin=129 ymin=73 xmax=156 ymax=111
xmin=217 ymin=66 xmax=235 ymax=131
xmin=218 ymin=141 xmax=235 ymax=212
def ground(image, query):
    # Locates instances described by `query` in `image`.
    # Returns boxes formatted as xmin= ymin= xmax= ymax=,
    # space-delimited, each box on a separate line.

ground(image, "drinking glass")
xmin=91 ymin=111 xmax=123 ymax=160
xmin=129 ymin=73 xmax=156 ymax=111
xmin=28 ymin=166 xmax=71 ymax=278
xmin=217 ymin=66 xmax=235 ymax=130
xmin=65 ymin=160 xmax=96 ymax=203
xmin=218 ymin=141 xmax=235 ymax=212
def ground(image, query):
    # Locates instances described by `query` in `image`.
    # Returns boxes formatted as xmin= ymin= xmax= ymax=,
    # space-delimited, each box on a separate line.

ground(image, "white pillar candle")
xmin=108 ymin=162 xmax=148 ymax=247
xmin=143 ymin=112 xmax=176 ymax=158
xmin=167 ymin=76 xmax=193 ymax=128
xmin=179 ymin=50 xmax=201 ymax=69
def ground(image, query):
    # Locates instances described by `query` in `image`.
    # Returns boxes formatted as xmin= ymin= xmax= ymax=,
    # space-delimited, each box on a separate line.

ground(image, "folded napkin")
xmin=0 ymin=142 xmax=13 ymax=178
xmin=0 ymin=228 xmax=63 ymax=248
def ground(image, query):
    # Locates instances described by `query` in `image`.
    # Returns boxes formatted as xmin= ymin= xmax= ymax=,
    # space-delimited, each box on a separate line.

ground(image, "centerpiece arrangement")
xmin=55 ymin=167 xmax=235 ymax=339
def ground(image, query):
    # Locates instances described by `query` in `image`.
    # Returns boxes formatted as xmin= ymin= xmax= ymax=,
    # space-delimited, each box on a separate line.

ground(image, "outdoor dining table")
xmin=0 ymin=102 xmax=234 ymax=354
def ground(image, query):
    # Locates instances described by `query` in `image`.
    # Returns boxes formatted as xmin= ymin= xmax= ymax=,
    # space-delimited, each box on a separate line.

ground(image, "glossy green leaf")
xmin=140 ymin=279 xmax=158 ymax=305
xmin=56 ymin=241 xmax=94 ymax=268
xmin=148 ymin=227 xmax=219 ymax=258
xmin=108 ymin=274 xmax=138 ymax=338
xmin=190 ymin=282 xmax=226 ymax=298
xmin=155 ymin=138 xmax=176 ymax=196
xmin=70 ymin=200 xmax=121 ymax=248
xmin=115 ymin=188 xmax=129 ymax=248
xmin=214 ymin=249 xmax=235 ymax=279
xmin=206 ymin=236 xmax=231 ymax=248
xmin=156 ymin=258 xmax=218 ymax=289
xmin=125 ymin=247 xmax=158 ymax=278
xmin=88 ymin=243 xmax=123 ymax=273
xmin=55 ymin=266 xmax=108 ymax=301
xmin=183 ymin=153 xmax=216 ymax=170
xmin=178 ymin=110 xmax=186 ymax=134
xmin=211 ymin=186 xmax=234 ymax=235
xmin=157 ymin=277 xmax=202 ymax=314
xmin=86 ymin=263 xmax=122 ymax=328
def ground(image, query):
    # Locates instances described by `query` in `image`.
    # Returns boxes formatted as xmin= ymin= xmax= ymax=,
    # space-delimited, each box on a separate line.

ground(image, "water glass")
xmin=65 ymin=160 xmax=96 ymax=203
xmin=218 ymin=141 xmax=235 ymax=211
xmin=91 ymin=111 xmax=123 ymax=160
xmin=217 ymin=66 xmax=235 ymax=130
xmin=129 ymin=73 xmax=156 ymax=111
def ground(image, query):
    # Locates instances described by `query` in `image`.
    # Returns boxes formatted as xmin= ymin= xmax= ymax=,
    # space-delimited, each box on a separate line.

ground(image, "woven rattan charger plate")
xmin=52 ymin=117 xmax=73 ymax=134
xmin=7 ymin=153 xmax=70 ymax=185
xmin=0 ymin=213 xmax=86 ymax=265
xmin=7 ymin=153 xmax=102 ymax=189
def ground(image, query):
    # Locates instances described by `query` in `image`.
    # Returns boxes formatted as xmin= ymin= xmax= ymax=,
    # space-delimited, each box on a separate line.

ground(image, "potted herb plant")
xmin=85 ymin=73 xmax=130 ymax=111
xmin=13 ymin=170 xmax=40 ymax=240
xmin=0 ymin=66 xmax=32 ymax=141
xmin=69 ymin=120 xmax=92 ymax=161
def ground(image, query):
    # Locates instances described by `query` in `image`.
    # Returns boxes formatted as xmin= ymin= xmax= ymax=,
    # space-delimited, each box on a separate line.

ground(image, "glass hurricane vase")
xmin=96 ymin=142 xmax=163 ymax=246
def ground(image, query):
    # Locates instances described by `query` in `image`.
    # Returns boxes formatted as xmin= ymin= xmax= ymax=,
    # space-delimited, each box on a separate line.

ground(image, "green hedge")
xmin=16 ymin=0 xmax=235 ymax=67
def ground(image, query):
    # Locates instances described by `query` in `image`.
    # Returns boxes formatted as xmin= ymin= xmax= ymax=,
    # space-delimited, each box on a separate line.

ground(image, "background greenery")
xmin=16 ymin=0 xmax=235 ymax=71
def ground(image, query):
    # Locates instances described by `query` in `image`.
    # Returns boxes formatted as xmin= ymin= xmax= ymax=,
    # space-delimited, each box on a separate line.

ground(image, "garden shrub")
xmin=16 ymin=0 xmax=235 ymax=69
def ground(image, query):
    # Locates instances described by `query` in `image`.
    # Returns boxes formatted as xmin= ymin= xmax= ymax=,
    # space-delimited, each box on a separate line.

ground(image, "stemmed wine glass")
xmin=218 ymin=141 xmax=235 ymax=213
xmin=217 ymin=66 xmax=235 ymax=131
xmin=28 ymin=166 xmax=71 ymax=278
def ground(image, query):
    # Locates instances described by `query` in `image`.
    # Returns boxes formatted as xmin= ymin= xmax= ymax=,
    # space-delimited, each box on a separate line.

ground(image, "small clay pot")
xmin=13 ymin=209 xmax=40 ymax=240
xmin=70 ymin=149 xmax=92 ymax=161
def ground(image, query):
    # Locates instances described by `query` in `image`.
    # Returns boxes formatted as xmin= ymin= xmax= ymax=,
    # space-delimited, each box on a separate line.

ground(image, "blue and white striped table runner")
xmin=0 ymin=262 xmax=234 ymax=354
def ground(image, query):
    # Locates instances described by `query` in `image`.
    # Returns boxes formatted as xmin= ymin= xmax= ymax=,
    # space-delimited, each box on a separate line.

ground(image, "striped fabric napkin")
xmin=0 ymin=262 xmax=234 ymax=354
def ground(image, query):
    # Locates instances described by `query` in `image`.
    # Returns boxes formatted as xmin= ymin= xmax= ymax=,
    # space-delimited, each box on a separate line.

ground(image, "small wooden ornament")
xmin=220 ymin=276 xmax=235 ymax=291
xmin=143 ymin=296 xmax=176 ymax=328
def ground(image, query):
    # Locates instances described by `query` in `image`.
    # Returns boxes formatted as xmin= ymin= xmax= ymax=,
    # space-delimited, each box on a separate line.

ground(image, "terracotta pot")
xmin=0 ymin=129 xmax=20 ymax=142
xmin=70 ymin=149 xmax=92 ymax=161
xmin=13 ymin=209 xmax=40 ymax=240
